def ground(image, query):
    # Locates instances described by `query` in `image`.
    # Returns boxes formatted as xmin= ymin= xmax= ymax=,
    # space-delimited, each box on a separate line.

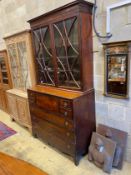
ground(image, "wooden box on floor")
xmin=28 ymin=0 xmax=96 ymax=165
xmin=4 ymin=30 xmax=36 ymax=132
xmin=0 ymin=50 xmax=12 ymax=113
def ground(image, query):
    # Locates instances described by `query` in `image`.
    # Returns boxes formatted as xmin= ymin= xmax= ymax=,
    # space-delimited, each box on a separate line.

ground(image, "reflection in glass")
xmin=53 ymin=17 xmax=80 ymax=89
xmin=33 ymin=27 xmax=55 ymax=85
xmin=107 ymin=55 xmax=127 ymax=96
xmin=7 ymin=44 xmax=21 ymax=88
xmin=17 ymin=41 xmax=30 ymax=90
xmin=0 ymin=57 xmax=8 ymax=84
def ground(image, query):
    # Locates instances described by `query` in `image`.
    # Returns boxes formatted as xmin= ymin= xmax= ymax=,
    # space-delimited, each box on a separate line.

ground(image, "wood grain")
xmin=0 ymin=152 xmax=48 ymax=175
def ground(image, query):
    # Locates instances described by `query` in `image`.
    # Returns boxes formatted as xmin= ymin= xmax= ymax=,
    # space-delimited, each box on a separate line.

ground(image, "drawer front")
xmin=36 ymin=94 xmax=59 ymax=112
xmin=60 ymin=99 xmax=72 ymax=109
xmin=28 ymin=91 xmax=36 ymax=104
xmin=30 ymin=105 xmax=74 ymax=131
xmin=32 ymin=116 xmax=75 ymax=156
xmin=59 ymin=108 xmax=72 ymax=119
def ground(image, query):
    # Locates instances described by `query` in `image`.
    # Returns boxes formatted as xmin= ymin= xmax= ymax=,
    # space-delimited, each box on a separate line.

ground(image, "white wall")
xmin=0 ymin=0 xmax=131 ymax=162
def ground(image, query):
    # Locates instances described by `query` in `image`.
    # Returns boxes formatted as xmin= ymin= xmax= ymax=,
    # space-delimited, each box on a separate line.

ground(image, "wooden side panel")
xmin=7 ymin=93 xmax=18 ymax=120
xmin=0 ymin=89 xmax=4 ymax=110
xmin=74 ymin=90 xmax=96 ymax=161
xmin=80 ymin=12 xmax=93 ymax=91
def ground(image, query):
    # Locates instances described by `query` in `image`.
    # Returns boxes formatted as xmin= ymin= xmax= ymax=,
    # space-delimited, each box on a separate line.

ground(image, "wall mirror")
xmin=104 ymin=43 xmax=129 ymax=98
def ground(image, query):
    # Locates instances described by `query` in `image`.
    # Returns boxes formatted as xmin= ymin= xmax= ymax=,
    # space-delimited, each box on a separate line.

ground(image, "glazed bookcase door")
xmin=0 ymin=56 xmax=8 ymax=84
xmin=33 ymin=27 xmax=55 ymax=86
xmin=53 ymin=17 xmax=81 ymax=89
xmin=7 ymin=44 xmax=21 ymax=88
xmin=17 ymin=41 xmax=31 ymax=90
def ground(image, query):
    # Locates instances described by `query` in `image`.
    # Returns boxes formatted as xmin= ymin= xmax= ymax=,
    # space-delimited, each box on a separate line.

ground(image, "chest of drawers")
xmin=28 ymin=86 xmax=96 ymax=165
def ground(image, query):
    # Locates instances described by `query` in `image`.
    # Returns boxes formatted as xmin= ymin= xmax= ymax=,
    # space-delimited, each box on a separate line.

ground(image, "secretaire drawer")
xmin=60 ymin=99 xmax=72 ymax=109
xmin=36 ymin=93 xmax=59 ymax=112
xmin=60 ymin=108 xmax=73 ymax=119
xmin=28 ymin=91 xmax=36 ymax=104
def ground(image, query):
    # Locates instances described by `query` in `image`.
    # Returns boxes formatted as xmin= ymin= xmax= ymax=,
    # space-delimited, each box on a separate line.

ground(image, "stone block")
xmin=127 ymin=135 xmax=131 ymax=149
xmin=94 ymin=61 xmax=104 ymax=76
xmin=111 ymin=6 xmax=127 ymax=33
xmin=96 ymin=115 xmax=106 ymax=126
xmin=95 ymin=102 xmax=108 ymax=118
xmin=126 ymin=107 xmax=131 ymax=122
xmin=125 ymin=148 xmax=131 ymax=162
xmin=108 ymin=103 xmax=125 ymax=121
xmin=127 ymin=5 xmax=131 ymax=24
xmin=94 ymin=75 xmax=104 ymax=91
xmin=105 ymin=119 xmax=129 ymax=133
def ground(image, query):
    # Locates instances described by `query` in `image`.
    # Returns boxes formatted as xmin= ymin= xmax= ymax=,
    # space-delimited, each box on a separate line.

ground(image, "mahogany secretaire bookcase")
xmin=28 ymin=0 xmax=96 ymax=165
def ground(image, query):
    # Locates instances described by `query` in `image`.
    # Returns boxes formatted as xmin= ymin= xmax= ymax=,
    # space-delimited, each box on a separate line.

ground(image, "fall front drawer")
xmin=32 ymin=116 xmax=75 ymax=156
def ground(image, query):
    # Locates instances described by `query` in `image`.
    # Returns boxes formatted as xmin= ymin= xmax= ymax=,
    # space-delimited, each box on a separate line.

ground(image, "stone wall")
xmin=0 ymin=0 xmax=131 ymax=162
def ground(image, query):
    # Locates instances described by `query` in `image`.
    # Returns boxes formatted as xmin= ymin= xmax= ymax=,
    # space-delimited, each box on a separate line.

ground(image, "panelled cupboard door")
xmin=7 ymin=94 xmax=18 ymax=120
xmin=17 ymin=97 xmax=30 ymax=125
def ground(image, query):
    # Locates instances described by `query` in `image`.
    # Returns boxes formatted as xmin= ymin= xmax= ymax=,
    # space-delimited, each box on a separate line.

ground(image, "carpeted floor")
xmin=0 ymin=110 xmax=131 ymax=175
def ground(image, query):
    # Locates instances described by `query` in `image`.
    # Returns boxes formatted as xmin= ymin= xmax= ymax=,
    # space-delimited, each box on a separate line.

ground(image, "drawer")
xmin=60 ymin=99 xmax=72 ymax=109
xmin=60 ymin=108 xmax=72 ymax=119
xmin=28 ymin=91 xmax=36 ymax=104
xmin=32 ymin=117 xmax=75 ymax=156
xmin=36 ymin=94 xmax=59 ymax=112
xmin=30 ymin=106 xmax=74 ymax=131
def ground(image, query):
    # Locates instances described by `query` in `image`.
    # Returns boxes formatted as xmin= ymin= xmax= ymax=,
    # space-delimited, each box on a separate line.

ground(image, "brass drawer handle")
xmin=67 ymin=145 xmax=71 ymax=149
xmin=64 ymin=111 xmax=68 ymax=116
xmin=65 ymin=121 xmax=69 ymax=126
xmin=66 ymin=132 xmax=70 ymax=136
xmin=63 ymin=102 xmax=68 ymax=107
xmin=30 ymin=93 xmax=34 ymax=96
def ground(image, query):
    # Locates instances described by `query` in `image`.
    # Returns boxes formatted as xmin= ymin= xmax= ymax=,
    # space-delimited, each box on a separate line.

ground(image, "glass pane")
xmin=0 ymin=57 xmax=8 ymax=84
xmin=53 ymin=17 xmax=80 ymax=89
xmin=7 ymin=44 xmax=21 ymax=88
xmin=107 ymin=55 xmax=127 ymax=96
xmin=33 ymin=27 xmax=55 ymax=85
xmin=17 ymin=41 xmax=31 ymax=90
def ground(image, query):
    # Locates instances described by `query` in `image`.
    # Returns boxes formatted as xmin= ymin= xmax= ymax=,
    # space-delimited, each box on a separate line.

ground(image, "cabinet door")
xmin=17 ymin=97 xmax=30 ymax=125
xmin=7 ymin=94 xmax=18 ymax=120
xmin=0 ymin=57 xmax=9 ymax=85
xmin=7 ymin=44 xmax=21 ymax=88
xmin=53 ymin=17 xmax=81 ymax=89
xmin=33 ymin=26 xmax=55 ymax=85
xmin=17 ymin=41 xmax=31 ymax=90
